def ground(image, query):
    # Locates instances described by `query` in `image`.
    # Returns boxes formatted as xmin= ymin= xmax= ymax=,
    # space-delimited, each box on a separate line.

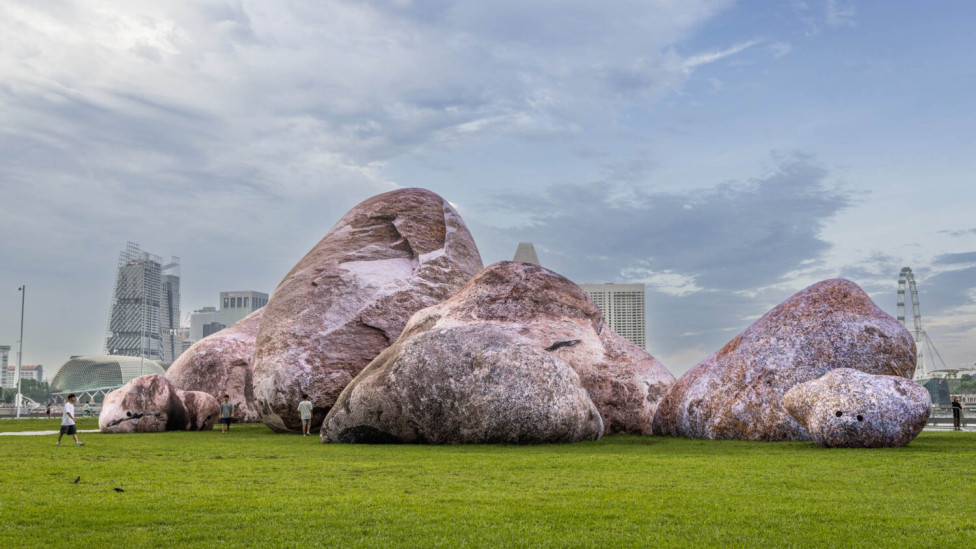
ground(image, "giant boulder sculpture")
xmin=350 ymin=261 xmax=674 ymax=435
xmin=652 ymin=279 xmax=916 ymax=441
xmin=322 ymin=326 xmax=604 ymax=444
xmin=253 ymin=188 xmax=484 ymax=432
xmin=783 ymin=368 xmax=931 ymax=447
xmin=99 ymin=374 xmax=220 ymax=433
xmin=166 ymin=308 xmax=263 ymax=422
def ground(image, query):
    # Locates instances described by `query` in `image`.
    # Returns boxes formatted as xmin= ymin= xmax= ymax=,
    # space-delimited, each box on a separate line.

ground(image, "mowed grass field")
xmin=1 ymin=419 xmax=974 ymax=548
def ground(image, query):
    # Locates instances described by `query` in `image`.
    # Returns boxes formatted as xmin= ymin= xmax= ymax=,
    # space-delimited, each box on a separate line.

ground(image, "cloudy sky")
xmin=1 ymin=0 xmax=974 ymax=378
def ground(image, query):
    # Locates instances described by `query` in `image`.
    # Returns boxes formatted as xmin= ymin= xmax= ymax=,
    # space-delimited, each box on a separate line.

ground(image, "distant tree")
xmin=961 ymin=374 xmax=973 ymax=382
xmin=0 ymin=380 xmax=52 ymax=404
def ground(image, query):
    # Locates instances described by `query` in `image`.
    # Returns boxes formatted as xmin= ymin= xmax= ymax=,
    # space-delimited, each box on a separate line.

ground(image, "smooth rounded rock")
xmin=393 ymin=261 xmax=674 ymax=435
xmin=253 ymin=188 xmax=483 ymax=433
xmin=783 ymin=368 xmax=931 ymax=447
xmin=652 ymin=279 xmax=917 ymax=441
xmin=99 ymin=374 xmax=220 ymax=433
xmin=166 ymin=308 xmax=263 ymax=422
xmin=321 ymin=326 xmax=604 ymax=444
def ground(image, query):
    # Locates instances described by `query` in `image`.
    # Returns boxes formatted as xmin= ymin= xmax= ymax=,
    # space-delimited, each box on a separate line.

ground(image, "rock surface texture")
xmin=652 ymin=279 xmax=916 ymax=441
xmin=322 ymin=326 xmax=604 ymax=444
xmin=252 ymin=188 xmax=484 ymax=432
xmin=782 ymin=368 xmax=931 ymax=447
xmin=99 ymin=374 xmax=220 ymax=433
xmin=335 ymin=261 xmax=673 ymax=435
xmin=166 ymin=308 xmax=263 ymax=422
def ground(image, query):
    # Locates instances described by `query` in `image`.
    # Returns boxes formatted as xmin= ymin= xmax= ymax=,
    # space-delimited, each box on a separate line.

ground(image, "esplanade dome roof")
xmin=50 ymin=355 xmax=165 ymax=393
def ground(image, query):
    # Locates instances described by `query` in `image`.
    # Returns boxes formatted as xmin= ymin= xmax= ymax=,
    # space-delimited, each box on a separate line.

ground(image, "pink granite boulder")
xmin=99 ymin=374 xmax=220 ymax=433
xmin=783 ymin=368 xmax=931 ymax=447
xmin=166 ymin=308 xmax=263 ymax=422
xmin=253 ymin=188 xmax=484 ymax=433
xmin=652 ymin=279 xmax=916 ymax=441
xmin=322 ymin=326 xmax=604 ymax=444
xmin=382 ymin=261 xmax=675 ymax=435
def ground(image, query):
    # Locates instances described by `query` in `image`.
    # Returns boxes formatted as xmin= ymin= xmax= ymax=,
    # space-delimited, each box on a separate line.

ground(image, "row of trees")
xmin=0 ymin=379 xmax=52 ymax=404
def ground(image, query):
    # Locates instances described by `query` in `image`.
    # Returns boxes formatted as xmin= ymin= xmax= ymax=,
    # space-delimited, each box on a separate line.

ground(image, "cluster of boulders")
xmin=98 ymin=374 xmax=219 ymax=433
xmin=99 ymin=187 xmax=931 ymax=448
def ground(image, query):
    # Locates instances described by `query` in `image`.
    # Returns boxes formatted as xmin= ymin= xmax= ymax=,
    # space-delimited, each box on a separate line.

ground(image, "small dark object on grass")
xmin=113 ymin=488 xmax=124 ymax=493
xmin=73 ymin=476 xmax=80 ymax=484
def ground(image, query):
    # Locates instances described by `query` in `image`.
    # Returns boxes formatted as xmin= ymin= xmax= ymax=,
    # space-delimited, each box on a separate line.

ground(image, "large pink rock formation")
xmin=652 ymin=279 xmax=917 ymax=441
xmin=354 ymin=261 xmax=674 ymax=435
xmin=99 ymin=374 xmax=220 ymax=433
xmin=253 ymin=188 xmax=484 ymax=432
xmin=166 ymin=308 xmax=263 ymax=422
xmin=322 ymin=326 xmax=604 ymax=444
xmin=783 ymin=368 xmax=931 ymax=448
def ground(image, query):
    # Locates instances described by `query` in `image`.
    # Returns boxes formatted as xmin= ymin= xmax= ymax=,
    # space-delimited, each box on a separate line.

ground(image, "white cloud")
xmin=684 ymin=39 xmax=761 ymax=70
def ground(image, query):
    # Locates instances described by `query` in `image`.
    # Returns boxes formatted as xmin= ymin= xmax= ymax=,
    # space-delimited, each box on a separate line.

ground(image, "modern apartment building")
xmin=579 ymin=283 xmax=647 ymax=350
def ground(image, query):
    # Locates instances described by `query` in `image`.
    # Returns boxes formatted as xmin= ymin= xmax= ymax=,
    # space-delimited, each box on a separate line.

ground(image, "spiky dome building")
xmin=50 ymin=355 xmax=164 ymax=400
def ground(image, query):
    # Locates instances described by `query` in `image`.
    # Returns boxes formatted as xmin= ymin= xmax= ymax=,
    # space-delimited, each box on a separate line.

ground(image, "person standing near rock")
xmin=298 ymin=395 xmax=313 ymax=437
xmin=57 ymin=394 xmax=84 ymax=446
xmin=219 ymin=395 xmax=234 ymax=434
xmin=952 ymin=397 xmax=963 ymax=431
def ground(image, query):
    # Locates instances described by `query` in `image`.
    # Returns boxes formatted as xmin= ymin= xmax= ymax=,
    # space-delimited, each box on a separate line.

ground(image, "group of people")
xmin=217 ymin=394 xmax=315 ymax=436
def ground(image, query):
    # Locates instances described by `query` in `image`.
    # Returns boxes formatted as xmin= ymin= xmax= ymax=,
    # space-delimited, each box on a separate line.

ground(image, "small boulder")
xmin=252 ymin=188 xmax=484 ymax=433
xmin=167 ymin=308 xmax=263 ymax=422
xmin=99 ymin=374 xmax=220 ymax=433
xmin=653 ymin=279 xmax=917 ymax=441
xmin=394 ymin=261 xmax=675 ymax=435
xmin=321 ymin=326 xmax=604 ymax=444
xmin=783 ymin=368 xmax=931 ymax=447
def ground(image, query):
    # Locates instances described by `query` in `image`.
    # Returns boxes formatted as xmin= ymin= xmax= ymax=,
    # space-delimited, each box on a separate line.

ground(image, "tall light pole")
xmin=15 ymin=285 xmax=25 ymax=419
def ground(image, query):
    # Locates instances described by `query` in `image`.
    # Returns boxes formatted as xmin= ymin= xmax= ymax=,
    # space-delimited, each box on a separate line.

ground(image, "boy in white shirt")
xmin=57 ymin=394 xmax=84 ymax=446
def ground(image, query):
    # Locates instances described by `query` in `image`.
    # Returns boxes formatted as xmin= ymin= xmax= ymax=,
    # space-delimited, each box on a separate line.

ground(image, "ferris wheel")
xmin=897 ymin=267 xmax=948 ymax=380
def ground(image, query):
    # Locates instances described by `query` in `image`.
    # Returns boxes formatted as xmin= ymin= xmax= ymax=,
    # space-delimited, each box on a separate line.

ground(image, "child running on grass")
xmin=219 ymin=395 xmax=234 ymax=434
xmin=298 ymin=394 xmax=313 ymax=436
xmin=57 ymin=394 xmax=84 ymax=446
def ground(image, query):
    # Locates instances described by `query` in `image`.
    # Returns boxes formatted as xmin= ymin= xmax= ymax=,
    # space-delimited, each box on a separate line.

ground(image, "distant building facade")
xmin=202 ymin=322 xmax=227 ymax=339
xmin=579 ymin=283 xmax=647 ymax=350
xmin=104 ymin=242 xmax=183 ymax=363
xmin=218 ymin=291 xmax=268 ymax=327
xmin=0 ymin=346 xmax=10 ymax=387
xmin=2 ymin=364 xmax=43 ymax=387
xmin=512 ymin=242 xmax=541 ymax=266
xmin=189 ymin=306 xmax=220 ymax=342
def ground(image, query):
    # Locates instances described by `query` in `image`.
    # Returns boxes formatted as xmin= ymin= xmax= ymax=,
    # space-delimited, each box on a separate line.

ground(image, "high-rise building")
xmin=579 ymin=283 xmax=646 ymax=350
xmin=189 ymin=306 xmax=220 ymax=342
xmin=513 ymin=242 xmax=541 ymax=266
xmin=218 ymin=291 xmax=268 ymax=327
xmin=104 ymin=242 xmax=182 ymax=363
xmin=0 ymin=345 xmax=10 ymax=388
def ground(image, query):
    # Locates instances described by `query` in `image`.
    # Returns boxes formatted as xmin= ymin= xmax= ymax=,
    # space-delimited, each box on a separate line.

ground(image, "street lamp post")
xmin=16 ymin=285 xmax=25 ymax=419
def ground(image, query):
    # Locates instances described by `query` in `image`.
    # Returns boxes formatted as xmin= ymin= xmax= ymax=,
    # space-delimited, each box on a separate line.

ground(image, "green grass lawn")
xmin=1 ymin=421 xmax=973 ymax=548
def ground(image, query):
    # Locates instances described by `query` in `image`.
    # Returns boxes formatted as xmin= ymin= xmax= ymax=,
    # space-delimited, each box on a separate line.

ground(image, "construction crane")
xmin=897 ymin=267 xmax=948 ymax=380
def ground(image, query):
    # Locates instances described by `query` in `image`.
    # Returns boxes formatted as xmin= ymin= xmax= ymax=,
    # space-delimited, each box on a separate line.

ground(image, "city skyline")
xmin=1 ymin=1 xmax=974 ymax=378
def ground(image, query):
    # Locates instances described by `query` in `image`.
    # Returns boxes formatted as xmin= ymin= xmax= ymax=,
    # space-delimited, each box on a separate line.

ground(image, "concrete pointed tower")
xmin=512 ymin=242 xmax=541 ymax=266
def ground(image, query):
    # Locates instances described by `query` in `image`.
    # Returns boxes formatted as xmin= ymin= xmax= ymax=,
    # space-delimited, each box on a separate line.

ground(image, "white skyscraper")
xmin=579 ymin=283 xmax=647 ymax=350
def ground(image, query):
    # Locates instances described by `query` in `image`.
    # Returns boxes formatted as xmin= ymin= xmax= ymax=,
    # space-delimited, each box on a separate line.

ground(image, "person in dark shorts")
xmin=298 ymin=394 xmax=313 ymax=436
xmin=219 ymin=395 xmax=234 ymax=434
xmin=952 ymin=397 xmax=963 ymax=431
xmin=57 ymin=394 xmax=84 ymax=446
